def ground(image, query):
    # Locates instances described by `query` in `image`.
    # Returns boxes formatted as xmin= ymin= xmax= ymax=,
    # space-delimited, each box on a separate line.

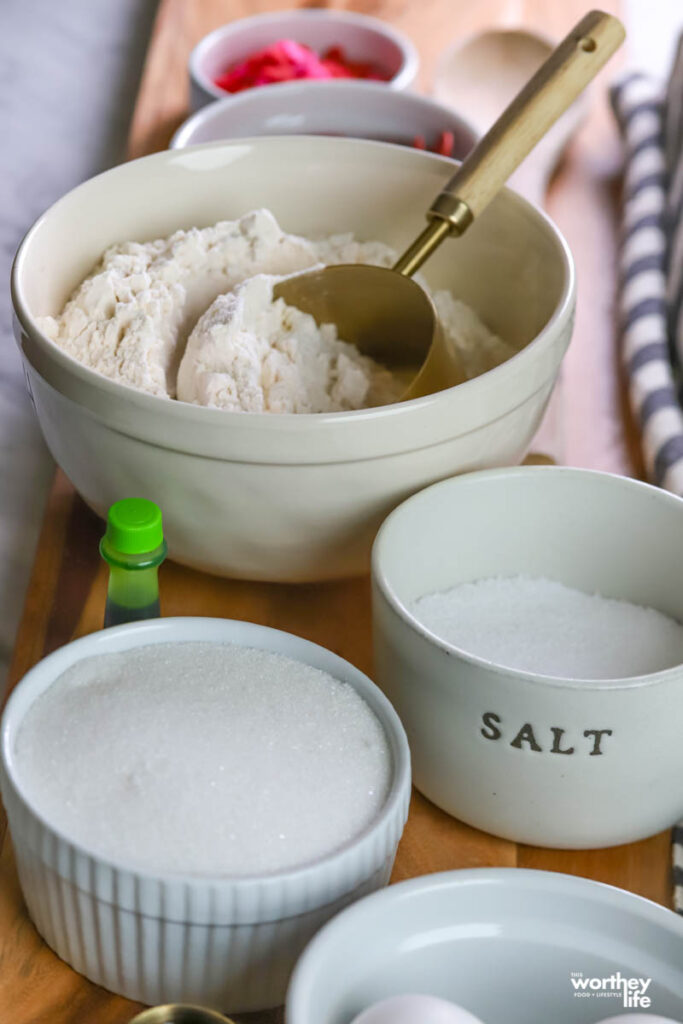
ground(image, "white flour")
xmin=41 ymin=209 xmax=514 ymax=413
xmin=178 ymin=274 xmax=404 ymax=413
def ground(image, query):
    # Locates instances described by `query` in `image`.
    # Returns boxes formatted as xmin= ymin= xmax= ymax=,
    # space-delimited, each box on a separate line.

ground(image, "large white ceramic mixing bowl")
xmin=12 ymin=137 xmax=575 ymax=581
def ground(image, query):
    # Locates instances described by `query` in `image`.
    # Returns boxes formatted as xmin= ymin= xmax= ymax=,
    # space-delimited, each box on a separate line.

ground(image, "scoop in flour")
xmin=177 ymin=274 xmax=405 ymax=413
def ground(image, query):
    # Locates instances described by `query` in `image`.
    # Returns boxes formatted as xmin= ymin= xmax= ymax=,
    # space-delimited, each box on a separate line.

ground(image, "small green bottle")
xmin=100 ymin=498 xmax=167 ymax=628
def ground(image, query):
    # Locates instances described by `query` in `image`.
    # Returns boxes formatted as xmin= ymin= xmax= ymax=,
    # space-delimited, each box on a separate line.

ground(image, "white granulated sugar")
xmin=41 ymin=208 xmax=515 ymax=411
xmin=412 ymin=575 xmax=683 ymax=680
xmin=15 ymin=642 xmax=391 ymax=877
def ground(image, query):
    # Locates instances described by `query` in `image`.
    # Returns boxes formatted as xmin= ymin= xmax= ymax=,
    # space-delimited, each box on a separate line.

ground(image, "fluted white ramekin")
xmin=0 ymin=617 xmax=411 ymax=1013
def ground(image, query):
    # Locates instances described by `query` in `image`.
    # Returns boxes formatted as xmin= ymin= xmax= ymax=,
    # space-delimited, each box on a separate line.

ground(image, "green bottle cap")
xmin=104 ymin=498 xmax=164 ymax=555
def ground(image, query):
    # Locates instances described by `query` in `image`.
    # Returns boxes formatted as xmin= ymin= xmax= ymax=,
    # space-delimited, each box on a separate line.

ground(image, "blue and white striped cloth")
xmin=675 ymin=824 xmax=683 ymax=912
xmin=612 ymin=69 xmax=683 ymax=494
xmin=612 ymin=49 xmax=683 ymax=913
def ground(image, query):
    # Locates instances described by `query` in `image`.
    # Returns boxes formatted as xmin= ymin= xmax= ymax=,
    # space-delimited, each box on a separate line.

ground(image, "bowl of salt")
xmin=372 ymin=465 xmax=683 ymax=848
xmin=0 ymin=617 xmax=411 ymax=1012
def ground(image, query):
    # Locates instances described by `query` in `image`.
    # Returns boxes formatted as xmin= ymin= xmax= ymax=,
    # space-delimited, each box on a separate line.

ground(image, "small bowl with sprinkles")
xmin=172 ymin=78 xmax=478 ymax=159
xmin=189 ymin=9 xmax=419 ymax=109
xmin=372 ymin=464 xmax=683 ymax=849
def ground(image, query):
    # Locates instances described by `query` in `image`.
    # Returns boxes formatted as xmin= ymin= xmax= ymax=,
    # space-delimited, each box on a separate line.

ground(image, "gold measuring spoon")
xmin=128 ymin=1006 xmax=235 ymax=1024
xmin=274 ymin=10 xmax=624 ymax=401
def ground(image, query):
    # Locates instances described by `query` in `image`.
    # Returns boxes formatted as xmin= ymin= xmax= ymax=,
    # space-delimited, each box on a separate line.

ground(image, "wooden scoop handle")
xmin=432 ymin=10 xmax=624 ymax=223
xmin=394 ymin=10 xmax=624 ymax=276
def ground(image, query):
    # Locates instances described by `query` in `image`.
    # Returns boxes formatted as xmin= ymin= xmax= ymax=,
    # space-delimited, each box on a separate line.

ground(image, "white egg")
xmin=349 ymin=993 xmax=485 ymax=1024
xmin=595 ymin=1016 xmax=681 ymax=1023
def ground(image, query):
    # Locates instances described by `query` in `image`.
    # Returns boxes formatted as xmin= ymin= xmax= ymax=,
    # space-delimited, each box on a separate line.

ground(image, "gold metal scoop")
xmin=274 ymin=10 xmax=625 ymax=401
xmin=128 ymin=1006 xmax=235 ymax=1024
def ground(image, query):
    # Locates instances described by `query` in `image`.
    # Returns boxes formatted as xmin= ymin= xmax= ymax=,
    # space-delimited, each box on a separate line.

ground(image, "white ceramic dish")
xmin=372 ymin=465 xmax=683 ymax=848
xmin=286 ymin=868 xmax=683 ymax=1024
xmin=189 ymin=9 xmax=418 ymax=109
xmin=11 ymin=137 xmax=575 ymax=582
xmin=0 ymin=617 xmax=411 ymax=1012
xmin=172 ymin=79 xmax=478 ymax=155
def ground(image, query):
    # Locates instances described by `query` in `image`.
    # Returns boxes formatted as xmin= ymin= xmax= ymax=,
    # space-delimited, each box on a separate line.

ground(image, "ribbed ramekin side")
xmin=7 ymin=784 xmax=407 ymax=925
xmin=6 ymin=752 xmax=406 ymax=1010
xmin=13 ymin=830 xmax=395 ymax=1011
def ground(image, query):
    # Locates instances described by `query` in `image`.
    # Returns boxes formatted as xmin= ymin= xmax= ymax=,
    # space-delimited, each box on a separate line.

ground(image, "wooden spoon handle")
xmin=430 ymin=10 xmax=624 ymax=225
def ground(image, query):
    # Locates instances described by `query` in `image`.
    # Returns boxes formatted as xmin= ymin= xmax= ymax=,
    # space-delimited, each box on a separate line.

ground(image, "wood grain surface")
xmin=0 ymin=1 xmax=670 ymax=1022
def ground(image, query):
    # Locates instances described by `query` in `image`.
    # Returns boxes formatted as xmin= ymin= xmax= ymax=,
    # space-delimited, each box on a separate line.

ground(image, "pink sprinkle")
xmin=213 ymin=39 xmax=387 ymax=94
xmin=436 ymin=131 xmax=455 ymax=157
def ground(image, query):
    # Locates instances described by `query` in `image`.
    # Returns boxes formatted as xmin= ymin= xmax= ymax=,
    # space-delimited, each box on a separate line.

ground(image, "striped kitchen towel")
xmin=676 ymin=825 xmax=683 ymax=911
xmin=611 ymin=67 xmax=683 ymax=494
xmin=612 ymin=48 xmax=683 ymax=913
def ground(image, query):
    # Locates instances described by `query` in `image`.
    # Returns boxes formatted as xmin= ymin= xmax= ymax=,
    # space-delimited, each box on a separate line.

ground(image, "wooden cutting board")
xmin=0 ymin=2 xmax=671 ymax=1023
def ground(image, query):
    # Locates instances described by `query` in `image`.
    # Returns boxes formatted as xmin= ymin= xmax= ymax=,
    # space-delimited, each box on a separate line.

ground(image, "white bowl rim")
xmin=1 ymin=616 xmax=411 ymax=892
xmin=286 ymin=865 xmax=683 ymax=1019
xmin=171 ymin=77 xmax=479 ymax=150
xmin=189 ymin=8 xmax=420 ymax=100
xmin=372 ymin=464 xmax=683 ymax=691
xmin=11 ymin=136 xmax=575 ymax=435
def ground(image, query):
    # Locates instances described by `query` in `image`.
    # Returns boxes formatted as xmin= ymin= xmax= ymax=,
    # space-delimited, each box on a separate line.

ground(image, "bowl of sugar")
xmin=372 ymin=465 xmax=683 ymax=848
xmin=0 ymin=617 xmax=411 ymax=1012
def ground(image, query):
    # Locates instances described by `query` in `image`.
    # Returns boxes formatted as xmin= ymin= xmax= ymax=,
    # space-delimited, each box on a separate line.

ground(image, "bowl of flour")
xmin=12 ymin=136 xmax=574 ymax=580
xmin=372 ymin=465 xmax=683 ymax=849
xmin=0 ymin=616 xmax=410 ymax=1011
xmin=37 ymin=208 xmax=508 ymax=415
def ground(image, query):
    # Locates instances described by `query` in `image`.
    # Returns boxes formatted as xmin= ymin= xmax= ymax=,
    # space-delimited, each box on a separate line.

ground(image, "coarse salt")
xmin=411 ymin=575 xmax=683 ymax=680
xmin=14 ymin=642 xmax=391 ymax=876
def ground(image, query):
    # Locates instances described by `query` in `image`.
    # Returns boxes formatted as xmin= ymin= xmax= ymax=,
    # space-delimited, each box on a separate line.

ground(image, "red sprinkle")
xmin=213 ymin=39 xmax=387 ymax=93
xmin=212 ymin=40 xmax=457 ymax=160
xmin=436 ymin=130 xmax=455 ymax=157
xmin=412 ymin=132 xmax=455 ymax=157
